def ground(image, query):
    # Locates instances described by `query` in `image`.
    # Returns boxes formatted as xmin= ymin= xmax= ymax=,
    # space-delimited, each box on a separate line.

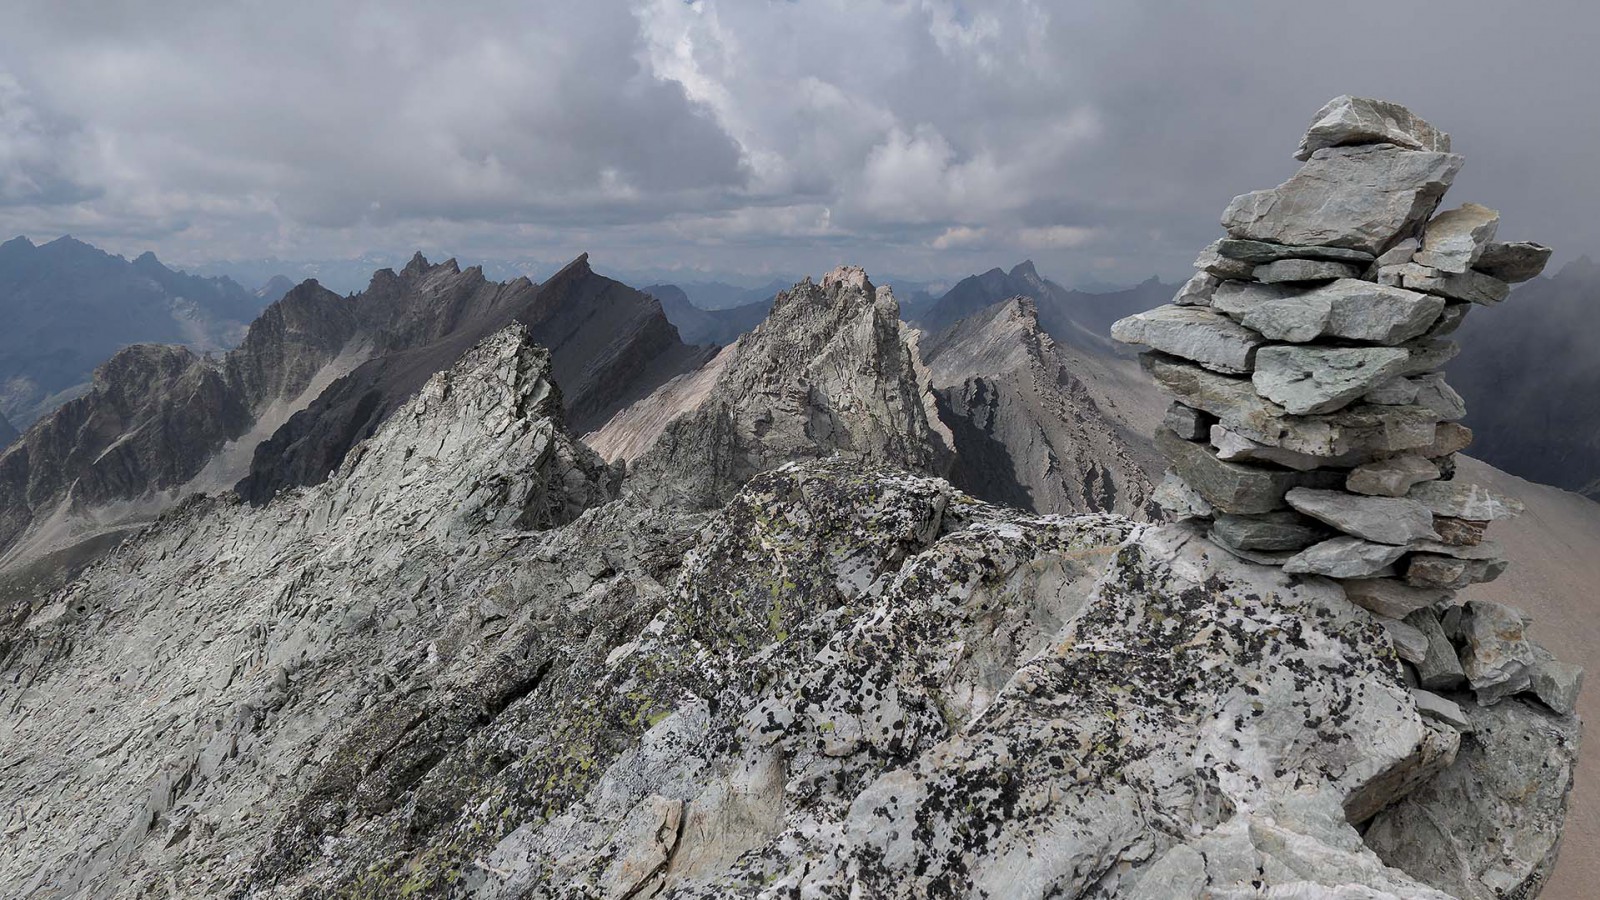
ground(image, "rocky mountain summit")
xmin=0 ymin=99 xmax=1584 ymax=899
xmin=921 ymin=296 xmax=1158 ymax=517
xmin=0 ymin=253 xmax=707 ymax=582
xmin=1117 ymin=95 xmax=1580 ymax=896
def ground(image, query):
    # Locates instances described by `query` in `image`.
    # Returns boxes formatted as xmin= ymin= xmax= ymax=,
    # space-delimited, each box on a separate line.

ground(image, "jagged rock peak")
xmin=623 ymin=265 xmax=952 ymax=509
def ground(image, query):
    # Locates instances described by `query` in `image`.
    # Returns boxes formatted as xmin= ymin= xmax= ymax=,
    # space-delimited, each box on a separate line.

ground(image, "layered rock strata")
xmin=1117 ymin=96 xmax=1581 ymax=895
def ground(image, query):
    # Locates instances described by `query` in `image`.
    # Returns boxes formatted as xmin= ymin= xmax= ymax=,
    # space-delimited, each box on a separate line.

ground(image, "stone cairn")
xmin=1115 ymin=96 xmax=1581 ymax=718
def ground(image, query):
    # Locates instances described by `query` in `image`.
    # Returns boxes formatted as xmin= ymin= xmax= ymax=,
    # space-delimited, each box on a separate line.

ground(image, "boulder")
xmin=1252 ymin=345 xmax=1413 ymax=415
xmin=1283 ymin=536 xmax=1408 ymax=578
xmin=1375 ymin=237 xmax=1421 ymax=267
xmin=1474 ymin=241 xmax=1552 ymax=283
xmin=1394 ymin=338 xmax=1461 ymax=376
xmin=1194 ymin=239 xmax=1258 ymax=279
xmin=1528 ymin=645 xmax=1584 ymax=717
xmin=1163 ymin=402 xmax=1213 ymax=440
xmin=1253 ymin=258 xmax=1363 ymax=283
xmin=1211 ymin=510 xmax=1329 ymax=552
xmin=1408 ymin=480 xmax=1523 ymax=520
xmin=1361 ymin=376 xmax=1421 ymax=406
xmin=1239 ymin=279 xmax=1445 ymax=345
xmin=1365 ymin=699 xmax=1581 ymax=900
xmin=1406 ymin=554 xmax=1507 ymax=591
xmin=1210 ymin=280 xmax=1302 ymax=318
xmin=1295 ymin=95 xmax=1451 ymax=160
xmin=1157 ymin=428 xmax=1333 ymax=514
xmin=1415 ymin=422 xmax=1473 ymax=459
xmin=1214 ymin=238 xmax=1377 ymax=264
xmin=1432 ymin=516 xmax=1488 ymax=547
xmin=1422 ymin=302 xmax=1471 ymax=338
xmin=1455 ymin=600 xmax=1537 ymax=700
xmin=1399 ymin=264 xmax=1512 ymax=306
xmin=1410 ymin=689 xmax=1470 ymax=731
xmin=1172 ymin=271 xmax=1220 ymax=306
xmin=1413 ymin=203 xmax=1499 ymax=273
xmin=1221 ymin=144 xmax=1462 ymax=255
xmin=1152 ymin=471 xmax=1214 ymax=520
xmin=1409 ymin=373 xmax=1466 ymax=420
xmin=1346 ymin=456 xmax=1439 ymax=497
xmin=1405 ymin=608 xmax=1468 ymax=691
xmin=1112 ymin=306 xmax=1265 ymax=374
xmin=1210 ymin=424 xmax=1360 ymax=472
xmin=1343 ymin=578 xmax=1450 ymax=619
xmin=1286 ymin=487 xmax=1440 ymax=545
xmin=1379 ymin=615 xmax=1430 ymax=664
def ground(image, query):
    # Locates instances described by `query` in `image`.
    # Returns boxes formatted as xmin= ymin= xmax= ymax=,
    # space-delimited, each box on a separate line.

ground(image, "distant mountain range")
xmin=643 ymin=283 xmax=773 ymax=346
xmin=0 ymin=236 xmax=267 ymax=426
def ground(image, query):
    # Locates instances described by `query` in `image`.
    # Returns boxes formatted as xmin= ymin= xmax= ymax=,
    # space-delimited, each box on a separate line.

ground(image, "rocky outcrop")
xmin=236 ymin=254 xmax=710 ymax=504
xmin=1116 ymin=95 xmax=1581 ymax=895
xmin=0 ymin=253 xmax=709 ymax=576
xmin=0 ymin=236 xmax=265 ymax=426
xmin=0 ymin=411 xmax=15 ymax=450
xmin=922 ymin=296 xmax=1157 ymax=517
xmin=622 ymin=266 xmax=953 ymax=509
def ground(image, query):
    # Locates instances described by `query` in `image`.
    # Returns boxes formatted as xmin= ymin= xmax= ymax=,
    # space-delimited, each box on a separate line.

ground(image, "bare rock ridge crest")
xmin=0 ymin=97 xmax=1582 ymax=899
xmin=0 ymin=252 xmax=709 ymax=579
xmin=1115 ymin=94 xmax=1579 ymax=897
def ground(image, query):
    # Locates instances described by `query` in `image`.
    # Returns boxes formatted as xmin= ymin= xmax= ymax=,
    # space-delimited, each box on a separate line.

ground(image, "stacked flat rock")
xmin=1118 ymin=95 xmax=1578 ymax=715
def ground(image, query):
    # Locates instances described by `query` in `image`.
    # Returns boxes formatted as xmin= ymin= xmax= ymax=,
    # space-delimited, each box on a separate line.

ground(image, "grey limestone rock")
xmin=1406 ymin=607 xmax=1469 ymax=691
xmin=1455 ymin=600 xmax=1538 ymax=700
xmin=1222 ymin=144 xmax=1462 ymax=255
xmin=1407 ymin=553 xmax=1507 ymax=591
xmin=1283 ymin=536 xmax=1409 ymax=578
xmin=1295 ymin=95 xmax=1452 ymax=161
xmin=1365 ymin=698 xmax=1581 ymax=900
xmin=1400 ymin=263 xmax=1512 ymax=305
xmin=1153 ymin=470 xmax=1213 ymax=519
xmin=1474 ymin=240 xmax=1553 ymax=283
xmin=1252 ymin=344 xmax=1413 ymax=415
xmin=1344 ymin=578 xmax=1451 ymax=619
xmin=1111 ymin=305 xmax=1265 ymax=374
xmin=1239 ymin=279 xmax=1445 ymax=345
xmin=1286 ymin=487 xmax=1440 ymax=545
xmin=1346 ymin=456 xmax=1440 ymax=497
xmin=1253 ymin=258 xmax=1363 ymax=283
xmin=1408 ymin=479 xmax=1524 ymax=520
xmin=1171 ymin=271 xmax=1220 ymax=306
xmin=1210 ymin=279 xmax=1303 ymax=319
xmin=1210 ymin=423 xmax=1360 ymax=472
xmin=1194 ymin=239 xmax=1258 ymax=279
xmin=1214 ymin=237 xmax=1376 ymax=264
xmin=1164 ymin=402 xmax=1213 ymax=440
xmin=1410 ymin=689 xmax=1470 ymax=731
xmin=1211 ymin=510 xmax=1328 ymax=552
xmin=1413 ymin=202 xmax=1499 ymax=273
xmin=1157 ymin=427 xmax=1336 ymax=514
xmin=1529 ymin=644 xmax=1585 ymax=717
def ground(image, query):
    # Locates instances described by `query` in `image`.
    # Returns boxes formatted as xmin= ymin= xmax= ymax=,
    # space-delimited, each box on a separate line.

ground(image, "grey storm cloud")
xmin=0 ymin=0 xmax=1595 ymax=285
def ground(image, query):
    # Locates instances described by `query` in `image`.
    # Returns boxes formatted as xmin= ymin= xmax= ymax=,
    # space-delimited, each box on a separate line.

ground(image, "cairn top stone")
xmin=1222 ymin=144 xmax=1462 ymax=255
xmin=1475 ymin=241 xmax=1552 ymax=283
xmin=1295 ymin=96 xmax=1452 ymax=161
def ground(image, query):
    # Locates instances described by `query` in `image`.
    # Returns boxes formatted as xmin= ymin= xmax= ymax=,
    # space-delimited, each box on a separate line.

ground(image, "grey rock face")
xmin=1406 ymin=607 xmax=1469 ymax=691
xmin=1409 ymin=479 xmax=1524 ymax=520
xmin=1111 ymin=305 xmax=1265 ymax=374
xmin=1238 ymin=279 xmax=1445 ymax=345
xmin=1283 ymin=536 xmax=1409 ymax=578
xmin=1410 ymin=689 xmax=1470 ymax=730
xmin=1253 ymin=258 xmax=1363 ymax=283
xmin=1164 ymin=401 xmax=1213 ymax=440
xmin=628 ymin=267 xmax=952 ymax=511
xmin=1252 ymin=345 xmax=1412 ymax=415
xmin=1366 ymin=698 xmax=1581 ymax=900
xmin=1474 ymin=240 xmax=1553 ymax=282
xmin=1295 ymin=95 xmax=1452 ymax=161
xmin=1530 ymin=645 xmax=1585 ymax=717
xmin=1347 ymin=456 xmax=1440 ymax=497
xmin=1222 ymin=144 xmax=1462 ymax=254
xmin=1158 ymin=428 xmax=1334 ymax=514
xmin=1195 ymin=239 xmax=1258 ymax=279
xmin=922 ymin=296 xmax=1154 ymax=518
xmin=1172 ymin=271 xmax=1220 ymax=306
xmin=1456 ymin=600 xmax=1538 ymax=699
xmin=0 ymin=412 xmax=15 ymax=451
xmin=1286 ymin=487 xmax=1439 ymax=545
xmin=1413 ymin=203 xmax=1499 ymax=273
xmin=1211 ymin=510 xmax=1328 ymax=551
xmin=1344 ymin=578 xmax=1450 ymax=619
xmin=1400 ymin=264 xmax=1512 ymax=306
xmin=1214 ymin=238 xmax=1376 ymax=264
xmin=1153 ymin=471 xmax=1214 ymax=519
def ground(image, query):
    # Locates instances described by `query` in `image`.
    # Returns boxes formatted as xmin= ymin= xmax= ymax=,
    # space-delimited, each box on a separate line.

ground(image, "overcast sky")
xmin=0 ymin=0 xmax=1594 ymax=287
